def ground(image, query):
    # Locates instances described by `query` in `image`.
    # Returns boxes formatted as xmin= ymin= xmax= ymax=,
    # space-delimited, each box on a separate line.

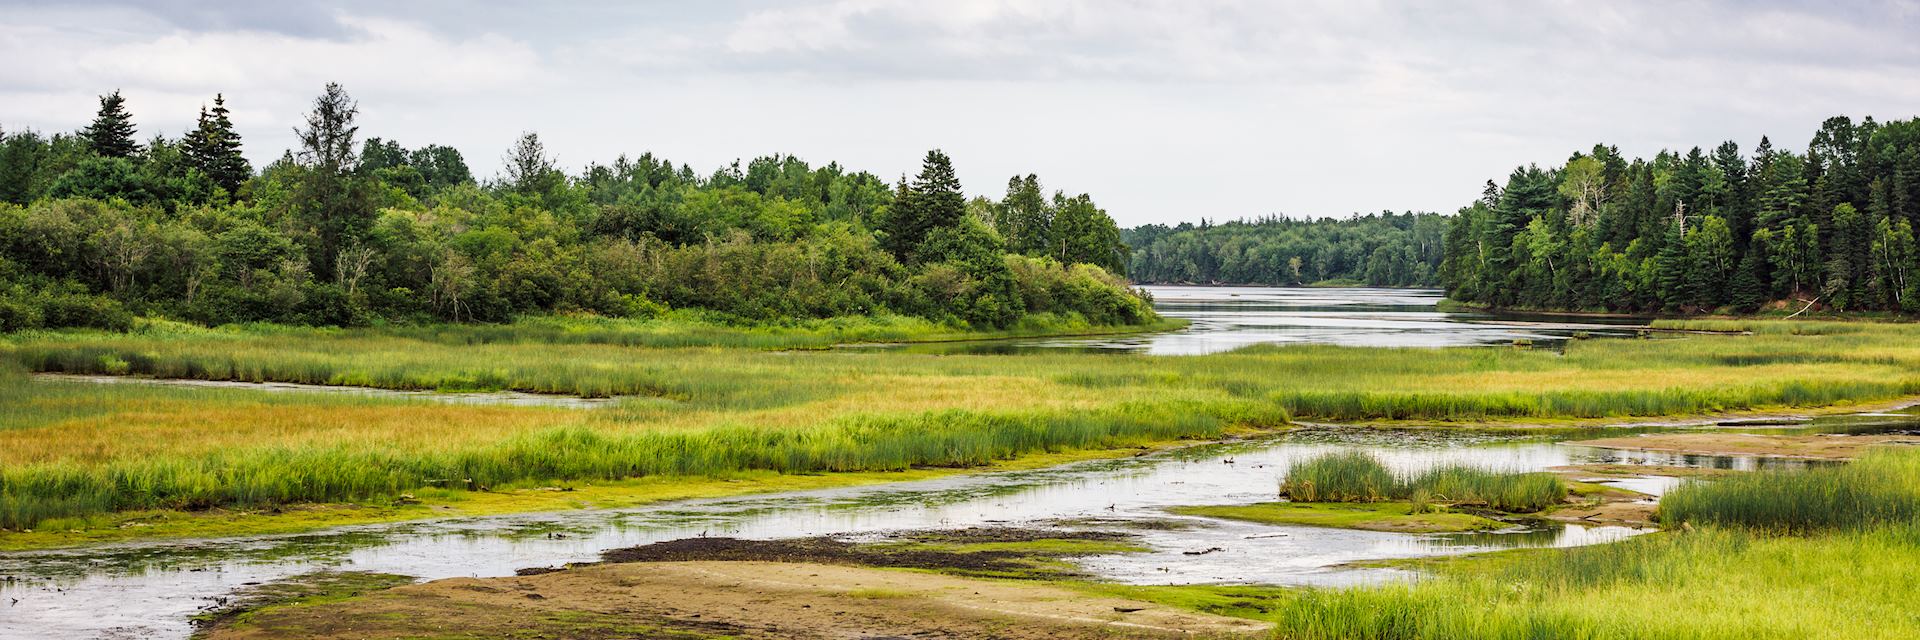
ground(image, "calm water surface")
xmin=893 ymin=286 xmax=1648 ymax=355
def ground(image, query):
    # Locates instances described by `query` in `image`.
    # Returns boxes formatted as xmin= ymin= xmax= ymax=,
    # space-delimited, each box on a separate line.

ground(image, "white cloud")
xmin=2 ymin=1 xmax=1917 ymax=225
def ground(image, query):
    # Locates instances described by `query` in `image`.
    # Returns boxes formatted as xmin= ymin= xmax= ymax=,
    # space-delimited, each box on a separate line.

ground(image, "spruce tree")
xmin=1729 ymin=249 xmax=1768 ymax=311
xmin=185 ymin=94 xmax=251 ymax=194
xmin=882 ymin=149 xmax=966 ymax=263
xmin=84 ymin=90 xmax=140 ymax=158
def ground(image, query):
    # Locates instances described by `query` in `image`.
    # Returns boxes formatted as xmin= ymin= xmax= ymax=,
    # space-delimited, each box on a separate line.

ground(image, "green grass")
xmin=1259 ymin=525 xmax=1920 ymax=640
xmin=1408 ymin=465 xmax=1568 ymax=513
xmin=0 ymin=399 xmax=1284 ymax=530
xmin=1658 ymin=448 xmax=1920 ymax=533
xmin=1650 ymin=319 xmax=1870 ymax=336
xmin=1279 ymin=452 xmax=1567 ymax=513
xmin=1170 ymin=502 xmax=1507 ymax=533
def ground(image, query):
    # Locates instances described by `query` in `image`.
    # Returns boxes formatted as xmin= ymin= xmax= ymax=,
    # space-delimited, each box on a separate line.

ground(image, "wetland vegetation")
xmin=6 ymin=316 xmax=1920 ymax=539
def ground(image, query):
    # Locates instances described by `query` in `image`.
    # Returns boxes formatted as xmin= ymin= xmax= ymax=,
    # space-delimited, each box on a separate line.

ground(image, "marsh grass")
xmin=0 ymin=399 xmax=1284 ymax=529
xmin=1651 ymin=319 xmax=1870 ymax=336
xmin=1280 ymin=452 xmax=1397 ymax=502
xmin=1266 ymin=524 xmax=1920 ymax=640
xmin=1280 ymin=453 xmax=1566 ymax=513
xmin=1658 ymin=448 xmax=1920 ymax=533
xmin=7 ymin=316 xmax=1920 ymax=532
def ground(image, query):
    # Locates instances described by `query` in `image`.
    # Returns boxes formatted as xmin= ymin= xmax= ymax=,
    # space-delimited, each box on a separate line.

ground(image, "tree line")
xmin=0 ymin=85 xmax=1145 ymax=331
xmin=1123 ymin=212 xmax=1447 ymax=287
xmin=1442 ymin=115 xmax=1920 ymax=314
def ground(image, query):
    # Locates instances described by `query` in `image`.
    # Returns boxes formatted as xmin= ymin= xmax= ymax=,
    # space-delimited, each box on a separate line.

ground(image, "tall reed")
xmin=1279 ymin=452 xmax=1566 ymax=512
xmin=0 ymin=399 xmax=1286 ymax=529
xmin=1658 ymin=448 xmax=1920 ymax=533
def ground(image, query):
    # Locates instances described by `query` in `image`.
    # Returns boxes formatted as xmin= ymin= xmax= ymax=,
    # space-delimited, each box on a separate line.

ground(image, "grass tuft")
xmin=1280 ymin=452 xmax=1566 ymax=513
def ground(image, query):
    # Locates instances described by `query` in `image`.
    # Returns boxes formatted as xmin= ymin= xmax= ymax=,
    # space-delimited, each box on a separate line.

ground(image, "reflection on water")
xmin=1561 ymin=445 xmax=1840 ymax=471
xmin=0 ymin=427 xmax=1775 ymax=638
xmin=893 ymin=286 xmax=1649 ymax=355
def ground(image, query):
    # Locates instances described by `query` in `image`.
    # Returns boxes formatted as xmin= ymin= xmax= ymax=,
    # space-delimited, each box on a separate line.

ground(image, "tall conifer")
xmin=83 ymin=90 xmax=139 ymax=158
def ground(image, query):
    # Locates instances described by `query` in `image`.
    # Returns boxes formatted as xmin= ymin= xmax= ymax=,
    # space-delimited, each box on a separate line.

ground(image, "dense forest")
xmin=1124 ymin=213 xmax=1446 ymax=287
xmin=1442 ymin=115 xmax=1920 ymax=314
xmin=0 ymin=84 xmax=1145 ymax=332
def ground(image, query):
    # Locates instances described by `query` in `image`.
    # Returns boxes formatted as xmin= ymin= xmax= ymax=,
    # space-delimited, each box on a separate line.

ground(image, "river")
xmin=889 ymin=286 xmax=1648 ymax=355
xmin=0 ymin=287 xmax=1822 ymax=639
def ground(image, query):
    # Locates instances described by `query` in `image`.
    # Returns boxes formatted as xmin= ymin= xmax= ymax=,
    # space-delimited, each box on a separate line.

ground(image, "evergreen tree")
xmin=1824 ymin=203 xmax=1871 ymax=309
xmin=184 ymin=94 xmax=251 ymax=194
xmin=296 ymin=83 xmax=359 ymax=173
xmin=882 ymin=149 xmax=965 ymax=263
xmin=83 ymin=90 xmax=140 ymax=159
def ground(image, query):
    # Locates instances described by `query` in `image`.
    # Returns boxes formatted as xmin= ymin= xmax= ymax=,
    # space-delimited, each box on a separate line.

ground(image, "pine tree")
xmin=83 ymin=90 xmax=140 ymax=158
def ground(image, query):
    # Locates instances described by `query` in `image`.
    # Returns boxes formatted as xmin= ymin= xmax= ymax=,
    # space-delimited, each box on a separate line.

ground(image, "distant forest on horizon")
xmin=1125 ymin=114 xmax=1920 ymax=316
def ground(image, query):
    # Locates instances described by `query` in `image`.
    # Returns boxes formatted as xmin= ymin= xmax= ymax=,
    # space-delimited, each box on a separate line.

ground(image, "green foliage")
xmin=1446 ymin=116 xmax=1920 ymax=314
xmin=882 ymin=149 xmax=967 ymax=263
xmin=1264 ymin=446 xmax=1920 ymax=640
xmin=82 ymin=90 xmax=139 ymax=159
xmin=1127 ymin=212 xmax=1445 ymax=286
xmin=181 ymin=94 xmax=251 ymax=195
xmin=1265 ymin=524 xmax=1920 ymax=639
xmin=0 ymin=87 xmax=1150 ymax=330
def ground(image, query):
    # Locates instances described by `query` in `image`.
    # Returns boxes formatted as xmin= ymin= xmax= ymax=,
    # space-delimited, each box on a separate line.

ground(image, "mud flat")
xmin=201 ymin=530 xmax=1272 ymax=640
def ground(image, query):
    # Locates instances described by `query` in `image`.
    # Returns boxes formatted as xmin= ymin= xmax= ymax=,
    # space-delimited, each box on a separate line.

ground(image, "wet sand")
xmin=204 ymin=561 xmax=1271 ymax=639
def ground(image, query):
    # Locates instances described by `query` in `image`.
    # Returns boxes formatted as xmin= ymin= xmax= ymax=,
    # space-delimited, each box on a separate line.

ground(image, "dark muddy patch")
xmin=596 ymin=527 xmax=1140 ymax=579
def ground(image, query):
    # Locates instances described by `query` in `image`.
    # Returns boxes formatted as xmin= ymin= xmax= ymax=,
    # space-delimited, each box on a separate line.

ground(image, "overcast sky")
xmin=4 ymin=1 xmax=1918 ymax=226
